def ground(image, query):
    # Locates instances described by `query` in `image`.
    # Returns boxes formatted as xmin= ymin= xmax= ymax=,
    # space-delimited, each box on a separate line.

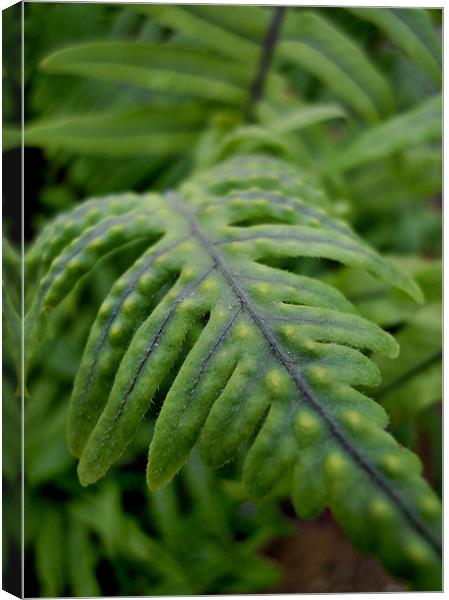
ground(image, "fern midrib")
xmin=167 ymin=191 xmax=441 ymax=555
xmin=82 ymin=235 xmax=190 ymax=398
xmin=115 ymin=267 xmax=215 ymax=424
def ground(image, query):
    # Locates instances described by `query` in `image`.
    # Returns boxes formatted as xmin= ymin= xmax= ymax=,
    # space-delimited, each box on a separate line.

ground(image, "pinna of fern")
xmin=24 ymin=154 xmax=441 ymax=589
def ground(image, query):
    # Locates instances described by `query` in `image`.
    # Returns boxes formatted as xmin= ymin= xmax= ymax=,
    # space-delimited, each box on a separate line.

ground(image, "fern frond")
xmin=279 ymin=10 xmax=394 ymax=122
xmin=41 ymin=43 xmax=256 ymax=104
xmin=347 ymin=8 xmax=442 ymax=84
xmin=333 ymin=94 xmax=441 ymax=171
xmin=24 ymin=104 xmax=205 ymax=158
xmin=35 ymin=507 xmax=65 ymax=597
xmin=67 ymin=518 xmax=101 ymax=597
xmin=26 ymin=155 xmax=441 ymax=587
xmin=136 ymin=5 xmax=393 ymax=122
xmin=130 ymin=4 xmax=263 ymax=62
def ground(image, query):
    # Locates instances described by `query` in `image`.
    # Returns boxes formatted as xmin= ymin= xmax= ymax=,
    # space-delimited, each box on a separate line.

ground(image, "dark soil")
xmin=264 ymin=510 xmax=406 ymax=593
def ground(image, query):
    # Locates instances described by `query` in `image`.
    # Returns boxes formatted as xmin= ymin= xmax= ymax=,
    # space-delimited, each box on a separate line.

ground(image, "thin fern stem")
xmin=245 ymin=6 xmax=287 ymax=122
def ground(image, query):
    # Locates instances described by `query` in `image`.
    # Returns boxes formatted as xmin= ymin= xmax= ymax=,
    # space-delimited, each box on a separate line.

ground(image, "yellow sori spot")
xmin=114 ymin=279 xmax=128 ymax=294
xmin=154 ymin=254 xmax=168 ymax=266
xmin=406 ymin=540 xmax=429 ymax=565
xmin=255 ymin=283 xmax=270 ymax=296
xmin=183 ymin=267 xmax=196 ymax=279
xmin=281 ymin=324 xmax=296 ymax=337
xmin=310 ymin=366 xmax=328 ymax=383
xmin=295 ymin=411 xmax=320 ymax=443
xmin=369 ymin=498 xmax=392 ymax=522
xmin=182 ymin=240 xmax=195 ymax=252
xmin=419 ymin=495 xmax=440 ymax=517
xmin=226 ymin=242 xmax=241 ymax=253
xmin=89 ymin=237 xmax=103 ymax=250
xmin=109 ymin=323 xmax=123 ymax=343
xmin=200 ymin=279 xmax=217 ymax=294
xmin=255 ymin=198 xmax=268 ymax=207
xmin=99 ymin=300 xmax=113 ymax=318
xmin=67 ymin=258 xmax=80 ymax=272
xmin=86 ymin=208 xmax=100 ymax=220
xmin=342 ymin=410 xmax=362 ymax=430
xmin=137 ymin=274 xmax=152 ymax=292
xmin=380 ymin=454 xmax=403 ymax=476
xmin=109 ymin=224 xmax=124 ymax=236
xmin=235 ymin=323 xmax=252 ymax=339
xmin=180 ymin=298 xmax=194 ymax=310
xmin=265 ymin=369 xmax=284 ymax=389
xmin=301 ymin=339 xmax=317 ymax=353
xmin=122 ymin=295 xmax=138 ymax=314
xmin=214 ymin=309 xmax=227 ymax=320
xmin=325 ymin=452 xmax=347 ymax=477
xmin=63 ymin=221 xmax=75 ymax=232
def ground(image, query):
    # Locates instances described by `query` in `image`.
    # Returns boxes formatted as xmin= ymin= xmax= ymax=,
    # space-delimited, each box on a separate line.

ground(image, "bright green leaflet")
xmin=26 ymin=155 xmax=441 ymax=589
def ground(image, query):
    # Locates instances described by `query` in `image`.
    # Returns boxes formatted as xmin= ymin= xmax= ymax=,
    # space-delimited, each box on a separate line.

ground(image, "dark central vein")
xmin=82 ymin=236 xmax=190 ymax=398
xmin=167 ymin=191 xmax=441 ymax=556
xmin=116 ymin=266 xmax=215 ymax=423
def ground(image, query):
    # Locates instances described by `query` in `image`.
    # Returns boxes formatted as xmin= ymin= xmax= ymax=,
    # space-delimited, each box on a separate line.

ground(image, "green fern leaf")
xmin=259 ymin=102 xmax=346 ymax=134
xmin=27 ymin=155 xmax=441 ymax=588
xmin=35 ymin=507 xmax=65 ymax=597
xmin=41 ymin=42 xmax=257 ymax=105
xmin=375 ymin=302 xmax=441 ymax=425
xmin=67 ymin=517 xmax=101 ymax=597
xmin=130 ymin=5 xmax=263 ymax=62
xmin=332 ymin=94 xmax=441 ymax=171
xmin=347 ymin=8 xmax=442 ymax=84
xmin=279 ymin=10 xmax=394 ymax=122
xmin=24 ymin=104 xmax=205 ymax=158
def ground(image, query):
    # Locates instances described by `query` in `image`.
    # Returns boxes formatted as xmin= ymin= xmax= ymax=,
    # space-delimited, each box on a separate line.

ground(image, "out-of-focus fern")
xmin=332 ymin=94 xmax=441 ymax=172
xmin=25 ymin=154 xmax=441 ymax=588
xmin=346 ymin=8 xmax=442 ymax=85
xmin=326 ymin=257 xmax=442 ymax=426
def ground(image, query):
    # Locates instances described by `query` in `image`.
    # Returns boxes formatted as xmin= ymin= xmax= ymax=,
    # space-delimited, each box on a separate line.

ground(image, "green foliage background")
xmin=2 ymin=2 xmax=442 ymax=595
